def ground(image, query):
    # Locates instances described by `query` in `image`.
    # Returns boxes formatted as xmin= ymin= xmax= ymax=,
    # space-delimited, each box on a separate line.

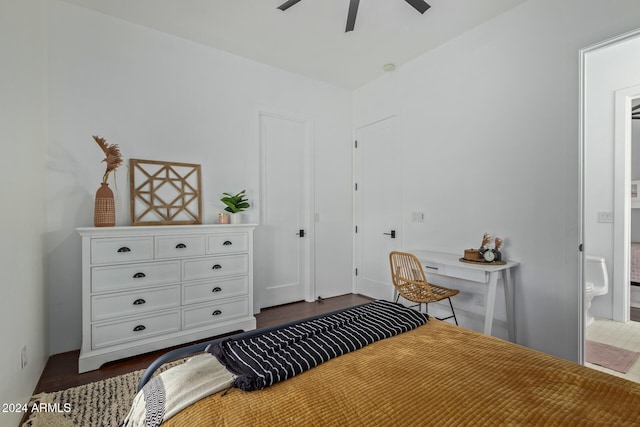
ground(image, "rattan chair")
xmin=389 ymin=251 xmax=459 ymax=325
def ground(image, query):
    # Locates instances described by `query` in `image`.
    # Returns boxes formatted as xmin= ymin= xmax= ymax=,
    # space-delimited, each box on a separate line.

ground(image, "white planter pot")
xmin=230 ymin=213 xmax=242 ymax=224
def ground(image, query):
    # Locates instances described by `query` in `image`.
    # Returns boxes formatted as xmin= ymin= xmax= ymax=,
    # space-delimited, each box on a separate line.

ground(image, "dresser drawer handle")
xmin=212 ymin=287 xmax=222 ymax=293
xmin=133 ymin=298 xmax=146 ymax=305
xmin=212 ymin=264 xmax=222 ymax=270
xmin=133 ymin=272 xmax=146 ymax=279
xmin=133 ymin=325 xmax=146 ymax=332
xmin=117 ymin=247 xmax=131 ymax=253
xmin=175 ymin=243 xmax=187 ymax=249
xmin=212 ymin=310 xmax=222 ymax=316
xmin=223 ymin=241 xmax=233 ymax=246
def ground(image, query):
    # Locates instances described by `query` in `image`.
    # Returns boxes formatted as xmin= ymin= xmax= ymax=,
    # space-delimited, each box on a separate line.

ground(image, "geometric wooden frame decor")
xmin=129 ymin=159 xmax=203 ymax=225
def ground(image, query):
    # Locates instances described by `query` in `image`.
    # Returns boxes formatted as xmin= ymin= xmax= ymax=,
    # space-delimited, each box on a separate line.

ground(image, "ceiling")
xmin=59 ymin=0 xmax=526 ymax=89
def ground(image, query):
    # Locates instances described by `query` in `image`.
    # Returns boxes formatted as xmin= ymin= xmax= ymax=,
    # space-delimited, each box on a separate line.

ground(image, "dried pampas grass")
xmin=93 ymin=135 xmax=123 ymax=183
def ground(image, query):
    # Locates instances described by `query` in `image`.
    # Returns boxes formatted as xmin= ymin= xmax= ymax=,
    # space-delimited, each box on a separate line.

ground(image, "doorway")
xmin=611 ymin=86 xmax=640 ymax=323
xmin=580 ymin=28 xmax=640 ymax=364
xmin=629 ymin=98 xmax=640 ymax=322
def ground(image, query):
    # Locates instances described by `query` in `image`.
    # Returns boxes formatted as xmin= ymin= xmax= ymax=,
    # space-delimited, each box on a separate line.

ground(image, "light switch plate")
xmin=597 ymin=211 xmax=614 ymax=223
xmin=411 ymin=212 xmax=424 ymax=223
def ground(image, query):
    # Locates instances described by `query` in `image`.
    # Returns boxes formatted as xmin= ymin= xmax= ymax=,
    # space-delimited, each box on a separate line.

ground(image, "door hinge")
xmin=355 ymin=140 xmax=358 ymax=148
xmin=355 ymin=183 xmax=358 ymax=191
xmin=579 ymin=243 xmax=584 ymax=252
xmin=355 ymin=225 xmax=358 ymax=233
xmin=355 ymin=268 xmax=358 ymax=276
xmin=296 ymin=229 xmax=305 ymax=238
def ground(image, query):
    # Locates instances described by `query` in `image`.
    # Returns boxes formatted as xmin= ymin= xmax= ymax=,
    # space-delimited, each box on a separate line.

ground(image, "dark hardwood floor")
xmin=33 ymin=293 xmax=373 ymax=395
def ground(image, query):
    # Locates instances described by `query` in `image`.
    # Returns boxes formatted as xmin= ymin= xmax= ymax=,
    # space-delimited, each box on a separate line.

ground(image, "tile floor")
xmin=585 ymin=317 xmax=640 ymax=383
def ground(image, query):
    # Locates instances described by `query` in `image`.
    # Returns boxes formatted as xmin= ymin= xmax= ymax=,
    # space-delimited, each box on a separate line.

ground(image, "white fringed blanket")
xmin=121 ymin=354 xmax=233 ymax=427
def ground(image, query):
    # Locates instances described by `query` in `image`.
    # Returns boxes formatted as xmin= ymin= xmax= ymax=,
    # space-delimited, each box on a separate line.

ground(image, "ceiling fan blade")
xmin=278 ymin=0 xmax=303 ymax=11
xmin=345 ymin=0 xmax=360 ymax=32
xmin=404 ymin=0 xmax=431 ymax=14
xmin=632 ymin=104 xmax=640 ymax=112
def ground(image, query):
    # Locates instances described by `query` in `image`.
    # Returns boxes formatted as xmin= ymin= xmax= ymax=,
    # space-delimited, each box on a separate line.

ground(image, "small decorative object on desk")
xmin=478 ymin=232 xmax=491 ymax=259
xmin=92 ymin=135 xmax=123 ymax=227
xmin=221 ymin=190 xmax=250 ymax=224
xmin=461 ymin=232 xmax=506 ymax=265
xmin=494 ymin=237 xmax=503 ymax=261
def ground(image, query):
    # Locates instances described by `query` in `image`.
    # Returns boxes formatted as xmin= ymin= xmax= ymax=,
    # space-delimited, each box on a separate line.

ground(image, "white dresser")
xmin=77 ymin=224 xmax=256 ymax=373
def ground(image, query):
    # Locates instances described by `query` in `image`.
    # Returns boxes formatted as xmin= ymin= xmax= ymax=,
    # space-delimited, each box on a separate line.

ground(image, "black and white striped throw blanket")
xmin=207 ymin=300 xmax=427 ymax=391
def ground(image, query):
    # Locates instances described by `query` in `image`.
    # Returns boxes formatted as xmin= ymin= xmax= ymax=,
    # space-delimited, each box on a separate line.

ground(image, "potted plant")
xmin=220 ymin=190 xmax=250 ymax=224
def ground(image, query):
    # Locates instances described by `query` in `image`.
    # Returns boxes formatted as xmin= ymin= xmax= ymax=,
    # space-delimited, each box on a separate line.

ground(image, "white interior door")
xmin=255 ymin=110 xmax=312 ymax=310
xmin=354 ymin=115 xmax=402 ymax=300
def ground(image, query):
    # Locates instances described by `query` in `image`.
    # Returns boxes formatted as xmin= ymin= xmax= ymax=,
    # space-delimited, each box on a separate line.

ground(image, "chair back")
xmin=389 ymin=251 xmax=435 ymax=303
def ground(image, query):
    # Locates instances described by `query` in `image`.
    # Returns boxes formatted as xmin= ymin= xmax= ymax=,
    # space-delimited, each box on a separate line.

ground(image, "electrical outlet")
xmin=20 ymin=345 xmax=27 ymax=369
xmin=474 ymin=294 xmax=484 ymax=307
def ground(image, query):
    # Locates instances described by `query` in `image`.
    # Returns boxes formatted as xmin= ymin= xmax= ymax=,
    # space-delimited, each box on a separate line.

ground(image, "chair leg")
xmin=396 ymin=296 xmax=423 ymax=314
xmin=430 ymin=299 xmax=458 ymax=325
xmin=448 ymin=297 xmax=458 ymax=326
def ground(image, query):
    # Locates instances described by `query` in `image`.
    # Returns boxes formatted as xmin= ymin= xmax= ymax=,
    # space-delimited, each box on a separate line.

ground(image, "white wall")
xmin=47 ymin=1 xmax=353 ymax=354
xmin=354 ymin=0 xmax=640 ymax=361
xmin=0 ymin=0 xmax=49 ymax=424
xmin=585 ymin=33 xmax=640 ymax=320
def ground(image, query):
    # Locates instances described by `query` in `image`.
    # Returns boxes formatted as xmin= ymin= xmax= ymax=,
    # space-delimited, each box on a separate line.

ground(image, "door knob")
xmin=383 ymin=230 xmax=396 ymax=239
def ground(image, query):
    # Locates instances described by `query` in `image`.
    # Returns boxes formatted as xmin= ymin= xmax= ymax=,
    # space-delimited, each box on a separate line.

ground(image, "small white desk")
xmin=411 ymin=250 xmax=519 ymax=341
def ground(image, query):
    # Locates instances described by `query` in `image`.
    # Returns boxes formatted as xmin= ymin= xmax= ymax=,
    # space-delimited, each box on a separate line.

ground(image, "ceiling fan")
xmin=277 ymin=0 xmax=431 ymax=33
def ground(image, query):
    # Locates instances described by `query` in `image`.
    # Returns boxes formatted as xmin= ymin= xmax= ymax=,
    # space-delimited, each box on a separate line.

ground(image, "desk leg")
xmin=503 ymin=268 xmax=515 ymax=342
xmin=484 ymin=273 xmax=498 ymax=336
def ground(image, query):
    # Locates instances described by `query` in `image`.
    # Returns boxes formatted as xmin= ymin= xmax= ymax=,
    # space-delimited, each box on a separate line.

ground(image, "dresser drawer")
xmin=91 ymin=237 xmax=153 ymax=265
xmin=182 ymin=276 xmax=249 ymax=305
xmin=91 ymin=285 xmax=181 ymax=321
xmin=182 ymin=254 xmax=248 ymax=281
xmin=92 ymin=261 xmax=180 ymax=293
xmin=182 ymin=298 xmax=249 ymax=330
xmin=207 ymin=233 xmax=248 ymax=254
xmin=155 ymin=235 xmax=206 ymax=259
xmin=92 ymin=311 xmax=180 ymax=350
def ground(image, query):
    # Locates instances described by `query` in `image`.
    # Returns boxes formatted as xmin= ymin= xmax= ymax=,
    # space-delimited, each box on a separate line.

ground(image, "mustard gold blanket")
xmin=163 ymin=320 xmax=640 ymax=426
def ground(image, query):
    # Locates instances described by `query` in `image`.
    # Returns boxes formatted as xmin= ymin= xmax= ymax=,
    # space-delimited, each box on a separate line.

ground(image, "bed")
xmin=125 ymin=300 xmax=640 ymax=426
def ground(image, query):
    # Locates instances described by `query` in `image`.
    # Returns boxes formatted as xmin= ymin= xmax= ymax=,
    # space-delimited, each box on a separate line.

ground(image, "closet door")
xmin=255 ymin=110 xmax=312 ymax=310
xmin=354 ymin=115 xmax=402 ymax=300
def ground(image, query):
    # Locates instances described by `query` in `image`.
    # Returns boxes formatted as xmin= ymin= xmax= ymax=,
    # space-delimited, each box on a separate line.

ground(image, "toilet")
xmin=585 ymin=256 xmax=609 ymax=326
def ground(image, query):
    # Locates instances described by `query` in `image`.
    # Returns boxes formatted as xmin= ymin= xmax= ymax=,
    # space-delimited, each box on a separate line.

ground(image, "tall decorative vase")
xmin=94 ymin=182 xmax=115 ymax=227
